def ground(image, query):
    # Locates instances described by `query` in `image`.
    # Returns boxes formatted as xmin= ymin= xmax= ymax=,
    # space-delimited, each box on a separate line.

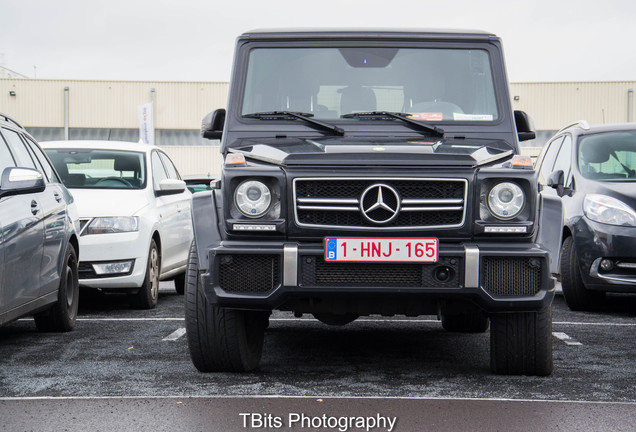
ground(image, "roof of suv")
xmin=0 ymin=112 xmax=26 ymax=130
xmin=241 ymin=28 xmax=497 ymax=41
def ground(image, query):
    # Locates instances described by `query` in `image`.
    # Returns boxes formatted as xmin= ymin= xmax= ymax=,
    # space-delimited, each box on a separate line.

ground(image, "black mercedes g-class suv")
xmin=187 ymin=29 xmax=562 ymax=376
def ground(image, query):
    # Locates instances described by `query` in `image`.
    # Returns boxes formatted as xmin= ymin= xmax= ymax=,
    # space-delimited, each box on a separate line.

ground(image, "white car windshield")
xmin=45 ymin=149 xmax=146 ymax=189
xmin=241 ymin=47 xmax=499 ymax=122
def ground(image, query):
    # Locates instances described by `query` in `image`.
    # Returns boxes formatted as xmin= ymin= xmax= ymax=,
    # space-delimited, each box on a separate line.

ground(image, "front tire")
xmin=490 ymin=307 xmax=553 ymax=376
xmin=34 ymin=243 xmax=79 ymax=332
xmin=131 ymin=239 xmax=160 ymax=309
xmin=185 ymin=241 xmax=268 ymax=372
xmin=560 ymin=236 xmax=604 ymax=311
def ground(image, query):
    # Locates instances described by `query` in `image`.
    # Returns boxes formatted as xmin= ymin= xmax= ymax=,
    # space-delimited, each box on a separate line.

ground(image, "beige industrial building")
xmin=1 ymin=78 xmax=634 ymax=175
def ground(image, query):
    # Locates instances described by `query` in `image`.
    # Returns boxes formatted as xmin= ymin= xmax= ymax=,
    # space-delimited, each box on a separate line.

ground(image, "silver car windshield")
xmin=241 ymin=47 xmax=499 ymax=123
xmin=44 ymin=149 xmax=146 ymax=189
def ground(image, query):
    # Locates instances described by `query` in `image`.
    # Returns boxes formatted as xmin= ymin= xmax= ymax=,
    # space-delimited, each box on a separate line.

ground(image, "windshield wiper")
xmin=341 ymin=111 xmax=444 ymax=137
xmin=243 ymin=111 xmax=344 ymax=136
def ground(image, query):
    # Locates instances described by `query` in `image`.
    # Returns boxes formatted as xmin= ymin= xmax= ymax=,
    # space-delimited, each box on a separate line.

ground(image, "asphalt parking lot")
xmin=1 ymin=283 xmax=635 ymax=431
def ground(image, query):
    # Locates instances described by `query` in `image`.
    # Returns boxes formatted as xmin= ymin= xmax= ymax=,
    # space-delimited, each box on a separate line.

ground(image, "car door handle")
xmin=31 ymin=200 xmax=40 ymax=215
xmin=54 ymin=192 xmax=63 ymax=202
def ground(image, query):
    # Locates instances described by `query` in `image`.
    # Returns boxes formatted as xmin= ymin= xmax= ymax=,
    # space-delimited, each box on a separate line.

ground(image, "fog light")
xmin=434 ymin=266 xmax=450 ymax=282
xmin=599 ymin=259 xmax=614 ymax=272
xmin=92 ymin=260 xmax=134 ymax=275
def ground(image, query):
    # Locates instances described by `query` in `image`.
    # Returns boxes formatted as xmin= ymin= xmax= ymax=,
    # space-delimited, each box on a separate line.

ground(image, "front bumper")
xmin=78 ymin=231 xmax=148 ymax=289
xmin=574 ymin=217 xmax=636 ymax=292
xmin=200 ymin=240 xmax=555 ymax=314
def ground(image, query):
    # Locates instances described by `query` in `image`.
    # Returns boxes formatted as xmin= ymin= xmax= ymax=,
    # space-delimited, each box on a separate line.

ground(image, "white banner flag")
xmin=137 ymin=102 xmax=154 ymax=145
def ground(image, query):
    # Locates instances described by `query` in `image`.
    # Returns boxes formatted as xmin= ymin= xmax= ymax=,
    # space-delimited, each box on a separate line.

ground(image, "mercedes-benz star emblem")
xmin=360 ymin=184 xmax=401 ymax=224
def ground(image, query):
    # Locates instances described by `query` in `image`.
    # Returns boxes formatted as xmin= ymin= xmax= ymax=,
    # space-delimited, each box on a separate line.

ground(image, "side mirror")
xmin=0 ymin=167 xmax=46 ymax=198
xmin=547 ymin=170 xmax=572 ymax=197
xmin=201 ymin=108 xmax=226 ymax=140
xmin=156 ymin=178 xmax=187 ymax=196
xmin=514 ymin=110 xmax=536 ymax=142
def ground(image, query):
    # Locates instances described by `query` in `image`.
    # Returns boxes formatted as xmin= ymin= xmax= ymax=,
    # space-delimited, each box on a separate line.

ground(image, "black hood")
xmin=228 ymin=137 xmax=514 ymax=167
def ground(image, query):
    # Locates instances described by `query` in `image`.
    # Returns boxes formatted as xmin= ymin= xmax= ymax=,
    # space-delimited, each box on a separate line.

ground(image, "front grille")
xmin=218 ymin=254 xmax=280 ymax=294
xmin=301 ymin=256 xmax=461 ymax=288
xmin=294 ymin=178 xmax=467 ymax=229
xmin=482 ymin=256 xmax=542 ymax=296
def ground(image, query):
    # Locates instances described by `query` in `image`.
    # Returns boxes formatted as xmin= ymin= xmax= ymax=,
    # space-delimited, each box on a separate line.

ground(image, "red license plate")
xmin=324 ymin=237 xmax=438 ymax=262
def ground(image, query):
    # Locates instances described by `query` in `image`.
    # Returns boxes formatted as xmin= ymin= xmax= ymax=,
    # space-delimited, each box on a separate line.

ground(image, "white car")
xmin=42 ymin=140 xmax=193 ymax=309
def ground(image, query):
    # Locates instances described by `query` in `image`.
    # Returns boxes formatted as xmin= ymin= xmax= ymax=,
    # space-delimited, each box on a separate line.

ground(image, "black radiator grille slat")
xmin=218 ymin=255 xmax=280 ymax=294
xmin=482 ymin=256 xmax=542 ymax=296
xmin=294 ymin=178 xmax=466 ymax=229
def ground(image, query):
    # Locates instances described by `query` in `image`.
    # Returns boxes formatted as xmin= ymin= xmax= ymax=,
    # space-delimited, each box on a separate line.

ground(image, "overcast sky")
xmin=1 ymin=0 xmax=635 ymax=83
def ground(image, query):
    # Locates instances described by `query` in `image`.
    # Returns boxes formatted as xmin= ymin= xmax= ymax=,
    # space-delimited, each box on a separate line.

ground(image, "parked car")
xmin=536 ymin=121 xmax=636 ymax=311
xmin=41 ymin=140 xmax=193 ymax=308
xmin=0 ymin=113 xmax=80 ymax=331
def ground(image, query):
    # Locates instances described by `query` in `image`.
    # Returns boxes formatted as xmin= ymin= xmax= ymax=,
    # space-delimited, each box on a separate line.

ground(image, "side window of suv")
xmin=0 ymin=131 xmax=17 ymax=174
xmin=2 ymin=128 xmax=37 ymax=170
xmin=537 ymin=136 xmax=565 ymax=186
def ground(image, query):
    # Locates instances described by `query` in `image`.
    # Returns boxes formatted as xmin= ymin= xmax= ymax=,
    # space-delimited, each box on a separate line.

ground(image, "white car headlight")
xmin=487 ymin=182 xmax=525 ymax=220
xmin=234 ymin=180 xmax=272 ymax=218
xmin=584 ymin=194 xmax=636 ymax=226
xmin=87 ymin=216 xmax=139 ymax=234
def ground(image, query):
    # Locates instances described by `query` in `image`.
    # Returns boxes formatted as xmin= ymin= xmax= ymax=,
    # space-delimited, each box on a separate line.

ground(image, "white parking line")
xmin=553 ymin=321 xmax=636 ymax=327
xmin=162 ymin=328 xmax=186 ymax=341
xmin=552 ymin=332 xmax=583 ymax=346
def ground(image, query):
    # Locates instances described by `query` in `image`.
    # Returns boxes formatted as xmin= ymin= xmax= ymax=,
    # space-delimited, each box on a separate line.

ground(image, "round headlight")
xmin=487 ymin=182 xmax=525 ymax=220
xmin=235 ymin=180 xmax=271 ymax=218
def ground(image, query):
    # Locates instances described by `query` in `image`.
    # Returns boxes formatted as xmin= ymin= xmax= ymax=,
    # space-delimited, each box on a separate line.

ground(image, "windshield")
xmin=242 ymin=46 xmax=499 ymax=122
xmin=578 ymin=131 xmax=636 ymax=181
xmin=44 ymin=149 xmax=146 ymax=189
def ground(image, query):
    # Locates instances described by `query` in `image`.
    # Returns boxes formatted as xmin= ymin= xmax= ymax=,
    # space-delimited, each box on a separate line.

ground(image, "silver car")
xmin=0 ymin=113 xmax=80 ymax=331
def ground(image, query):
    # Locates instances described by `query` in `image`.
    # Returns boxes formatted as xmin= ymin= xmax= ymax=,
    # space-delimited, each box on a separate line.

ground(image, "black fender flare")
xmin=191 ymin=191 xmax=222 ymax=272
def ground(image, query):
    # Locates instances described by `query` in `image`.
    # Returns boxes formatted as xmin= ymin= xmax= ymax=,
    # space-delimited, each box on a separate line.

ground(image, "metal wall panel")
xmin=510 ymin=82 xmax=636 ymax=130
xmin=0 ymin=79 xmax=229 ymax=129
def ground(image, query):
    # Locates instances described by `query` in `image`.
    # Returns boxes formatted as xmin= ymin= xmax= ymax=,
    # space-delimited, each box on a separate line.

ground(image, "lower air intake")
xmin=483 ymin=256 xmax=542 ymax=296
xmin=219 ymin=254 xmax=280 ymax=294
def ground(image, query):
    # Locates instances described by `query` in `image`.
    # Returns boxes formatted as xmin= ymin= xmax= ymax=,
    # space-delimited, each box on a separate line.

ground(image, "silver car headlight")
xmin=87 ymin=216 xmax=139 ymax=234
xmin=487 ymin=182 xmax=525 ymax=220
xmin=584 ymin=194 xmax=636 ymax=226
xmin=234 ymin=180 xmax=272 ymax=218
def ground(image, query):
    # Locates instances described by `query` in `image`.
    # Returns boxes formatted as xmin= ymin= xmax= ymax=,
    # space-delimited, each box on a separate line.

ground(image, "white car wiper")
xmin=341 ymin=111 xmax=444 ymax=137
xmin=243 ymin=111 xmax=344 ymax=136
